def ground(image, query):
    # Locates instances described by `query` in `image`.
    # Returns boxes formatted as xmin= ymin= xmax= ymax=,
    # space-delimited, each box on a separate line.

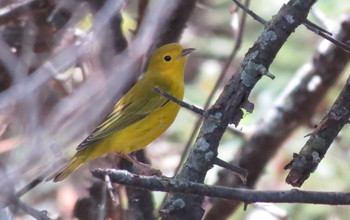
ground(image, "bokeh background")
xmin=1 ymin=0 xmax=350 ymax=219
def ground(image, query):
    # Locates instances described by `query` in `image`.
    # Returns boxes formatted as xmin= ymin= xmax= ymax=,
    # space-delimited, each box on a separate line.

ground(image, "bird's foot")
xmin=133 ymin=161 xmax=162 ymax=176
xmin=117 ymin=153 xmax=162 ymax=176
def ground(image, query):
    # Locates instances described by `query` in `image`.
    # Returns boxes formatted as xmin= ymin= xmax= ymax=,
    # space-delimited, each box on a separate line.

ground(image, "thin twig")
xmin=232 ymin=0 xmax=266 ymax=25
xmin=214 ymin=158 xmax=248 ymax=184
xmin=93 ymin=169 xmax=350 ymax=205
xmin=310 ymin=7 xmax=332 ymax=30
xmin=14 ymin=160 xmax=65 ymax=199
xmin=303 ymin=19 xmax=350 ymax=53
xmin=303 ymin=19 xmax=332 ymax=36
xmin=15 ymin=176 xmax=44 ymax=198
xmin=104 ymin=175 xmax=118 ymax=207
xmin=98 ymin=179 xmax=107 ymax=220
xmin=13 ymin=198 xmax=52 ymax=220
xmin=153 ymin=86 xmax=208 ymax=117
xmin=233 ymin=0 xmax=350 ymax=54
xmin=226 ymin=125 xmax=245 ymax=137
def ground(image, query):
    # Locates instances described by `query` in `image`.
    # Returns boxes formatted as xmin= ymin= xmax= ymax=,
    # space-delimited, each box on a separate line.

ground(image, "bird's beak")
xmin=179 ymin=48 xmax=195 ymax=57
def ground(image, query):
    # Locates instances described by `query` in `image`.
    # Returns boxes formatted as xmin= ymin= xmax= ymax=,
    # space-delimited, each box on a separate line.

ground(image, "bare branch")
xmin=226 ymin=125 xmax=246 ymax=137
xmin=233 ymin=0 xmax=350 ymax=54
xmin=303 ymin=19 xmax=350 ymax=53
xmin=153 ymin=86 xmax=207 ymax=117
xmin=213 ymin=158 xmax=248 ymax=184
xmin=12 ymin=198 xmax=51 ymax=220
xmin=285 ymin=74 xmax=350 ymax=187
xmin=160 ymin=0 xmax=317 ymax=219
xmin=173 ymin=0 xmax=251 ymax=180
xmin=231 ymin=0 xmax=266 ymax=25
xmin=205 ymin=13 xmax=350 ymax=220
xmin=104 ymin=175 xmax=118 ymax=207
xmin=93 ymin=169 xmax=350 ymax=205
xmin=303 ymin=19 xmax=333 ymax=36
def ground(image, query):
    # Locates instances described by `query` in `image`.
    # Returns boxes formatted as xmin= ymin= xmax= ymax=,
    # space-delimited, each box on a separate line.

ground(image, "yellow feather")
xmin=51 ymin=43 xmax=194 ymax=182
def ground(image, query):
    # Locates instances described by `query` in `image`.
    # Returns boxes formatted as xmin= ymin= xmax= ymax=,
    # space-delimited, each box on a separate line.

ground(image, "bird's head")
xmin=147 ymin=43 xmax=195 ymax=74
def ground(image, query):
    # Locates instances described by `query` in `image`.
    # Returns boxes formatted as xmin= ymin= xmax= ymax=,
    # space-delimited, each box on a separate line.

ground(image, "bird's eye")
xmin=164 ymin=55 xmax=172 ymax=62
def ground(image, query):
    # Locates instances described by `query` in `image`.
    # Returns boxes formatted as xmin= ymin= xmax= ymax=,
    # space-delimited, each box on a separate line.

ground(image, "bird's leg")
xmin=117 ymin=153 xmax=162 ymax=176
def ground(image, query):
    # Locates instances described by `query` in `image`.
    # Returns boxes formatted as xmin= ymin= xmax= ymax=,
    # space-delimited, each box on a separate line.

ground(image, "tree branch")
xmin=233 ymin=0 xmax=350 ymax=54
xmin=213 ymin=158 xmax=248 ymax=184
xmin=93 ymin=169 xmax=350 ymax=205
xmin=174 ymin=0 xmax=251 ymax=182
xmin=153 ymin=86 xmax=207 ymax=117
xmin=159 ymin=0 xmax=317 ymax=219
xmin=231 ymin=0 xmax=266 ymax=25
xmin=12 ymin=198 xmax=51 ymax=220
xmin=205 ymin=13 xmax=350 ymax=220
xmin=303 ymin=19 xmax=350 ymax=53
xmin=285 ymin=74 xmax=350 ymax=187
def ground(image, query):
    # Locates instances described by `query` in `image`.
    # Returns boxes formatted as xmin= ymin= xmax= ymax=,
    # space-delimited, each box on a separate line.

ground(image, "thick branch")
xmin=205 ymin=13 xmax=350 ymax=220
xmin=160 ymin=0 xmax=317 ymax=219
xmin=93 ymin=169 xmax=350 ymax=205
xmin=174 ymin=0 xmax=250 ymax=177
xmin=285 ymin=75 xmax=350 ymax=187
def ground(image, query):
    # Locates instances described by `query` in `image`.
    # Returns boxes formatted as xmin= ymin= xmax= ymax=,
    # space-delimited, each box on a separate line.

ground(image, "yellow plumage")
xmin=51 ymin=43 xmax=194 ymax=182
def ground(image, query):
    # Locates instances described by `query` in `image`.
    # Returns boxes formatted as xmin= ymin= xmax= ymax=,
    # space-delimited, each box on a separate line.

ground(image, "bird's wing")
xmin=76 ymin=93 xmax=169 ymax=151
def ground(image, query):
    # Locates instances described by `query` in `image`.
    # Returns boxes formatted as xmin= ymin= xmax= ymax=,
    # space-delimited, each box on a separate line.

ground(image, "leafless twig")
xmin=303 ymin=19 xmax=350 ymax=53
xmin=153 ymin=86 xmax=207 ymax=117
xmin=231 ymin=0 xmax=266 ymax=25
xmin=233 ymin=0 xmax=350 ymax=54
xmin=213 ymin=158 xmax=248 ymax=184
xmin=12 ymin=198 xmax=51 ymax=220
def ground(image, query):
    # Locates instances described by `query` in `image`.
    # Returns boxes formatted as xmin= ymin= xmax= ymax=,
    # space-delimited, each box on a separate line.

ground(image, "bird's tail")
xmin=47 ymin=156 xmax=84 ymax=182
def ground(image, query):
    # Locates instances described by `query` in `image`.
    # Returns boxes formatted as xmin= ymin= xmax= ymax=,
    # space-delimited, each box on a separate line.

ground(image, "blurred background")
xmin=1 ymin=0 xmax=350 ymax=219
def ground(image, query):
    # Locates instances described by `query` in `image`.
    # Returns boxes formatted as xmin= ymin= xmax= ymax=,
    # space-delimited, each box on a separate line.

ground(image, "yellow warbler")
xmin=51 ymin=43 xmax=194 ymax=182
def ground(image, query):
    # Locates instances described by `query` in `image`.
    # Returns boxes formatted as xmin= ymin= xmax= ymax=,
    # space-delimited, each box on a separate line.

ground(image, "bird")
xmin=50 ymin=43 xmax=195 ymax=182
